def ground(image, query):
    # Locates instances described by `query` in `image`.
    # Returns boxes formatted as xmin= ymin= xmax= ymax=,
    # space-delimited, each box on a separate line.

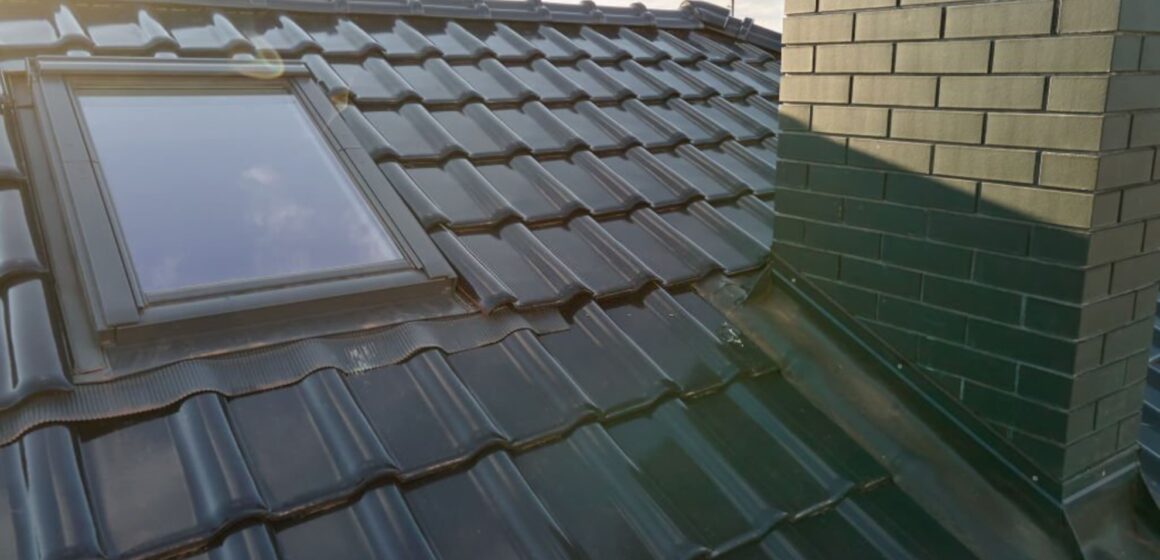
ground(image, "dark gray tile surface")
xmin=0 ymin=2 xmax=974 ymax=559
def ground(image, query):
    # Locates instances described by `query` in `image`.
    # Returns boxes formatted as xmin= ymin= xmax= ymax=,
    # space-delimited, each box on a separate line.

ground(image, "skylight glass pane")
xmin=77 ymin=92 xmax=402 ymax=297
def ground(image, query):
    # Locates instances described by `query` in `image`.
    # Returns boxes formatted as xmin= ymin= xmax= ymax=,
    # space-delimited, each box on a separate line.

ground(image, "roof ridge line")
xmin=52 ymin=0 xmax=778 ymax=51
xmin=679 ymin=1 xmax=781 ymax=52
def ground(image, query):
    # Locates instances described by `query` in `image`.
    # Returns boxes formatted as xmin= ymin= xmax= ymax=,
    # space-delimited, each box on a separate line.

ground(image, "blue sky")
xmin=583 ymin=0 xmax=784 ymax=31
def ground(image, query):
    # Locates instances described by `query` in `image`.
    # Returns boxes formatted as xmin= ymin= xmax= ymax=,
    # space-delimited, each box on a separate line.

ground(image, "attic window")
xmin=11 ymin=57 xmax=455 ymax=370
xmin=76 ymin=91 xmax=403 ymax=298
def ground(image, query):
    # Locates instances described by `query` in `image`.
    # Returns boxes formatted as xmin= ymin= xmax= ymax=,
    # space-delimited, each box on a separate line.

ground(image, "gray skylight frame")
xmin=11 ymin=56 xmax=457 ymax=368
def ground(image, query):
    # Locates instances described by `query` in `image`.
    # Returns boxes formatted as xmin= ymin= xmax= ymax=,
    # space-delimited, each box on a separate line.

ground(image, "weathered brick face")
xmin=776 ymin=0 xmax=1160 ymax=499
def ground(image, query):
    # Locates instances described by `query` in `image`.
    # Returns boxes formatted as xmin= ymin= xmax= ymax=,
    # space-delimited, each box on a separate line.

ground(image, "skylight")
xmin=77 ymin=91 xmax=402 ymax=298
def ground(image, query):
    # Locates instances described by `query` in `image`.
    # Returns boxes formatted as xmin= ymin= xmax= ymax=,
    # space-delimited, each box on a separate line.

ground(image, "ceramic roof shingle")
xmin=0 ymin=1 xmax=1006 ymax=558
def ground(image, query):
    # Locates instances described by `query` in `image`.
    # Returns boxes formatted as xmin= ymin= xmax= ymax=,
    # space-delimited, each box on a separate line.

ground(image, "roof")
xmin=0 ymin=1 xmax=1069 ymax=559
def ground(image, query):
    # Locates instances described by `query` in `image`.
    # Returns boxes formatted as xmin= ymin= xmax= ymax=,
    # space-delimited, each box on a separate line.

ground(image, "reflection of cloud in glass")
xmin=78 ymin=93 xmax=403 ymax=296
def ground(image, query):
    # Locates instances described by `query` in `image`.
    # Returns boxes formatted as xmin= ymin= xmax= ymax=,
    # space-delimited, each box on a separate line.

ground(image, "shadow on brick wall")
xmin=770 ymin=113 xmax=1154 ymax=501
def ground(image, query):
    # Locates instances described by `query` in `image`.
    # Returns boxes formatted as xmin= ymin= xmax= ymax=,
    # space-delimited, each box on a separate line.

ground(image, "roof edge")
xmin=51 ymin=0 xmax=779 ymax=51
xmin=679 ymin=1 xmax=780 ymax=52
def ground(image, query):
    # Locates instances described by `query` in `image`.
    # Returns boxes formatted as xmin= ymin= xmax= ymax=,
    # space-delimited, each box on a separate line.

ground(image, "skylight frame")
xmin=11 ymin=57 xmax=457 ymax=370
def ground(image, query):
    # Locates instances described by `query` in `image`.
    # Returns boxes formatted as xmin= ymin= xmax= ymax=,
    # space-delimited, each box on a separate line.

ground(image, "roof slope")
xmin=0 ymin=1 xmax=980 ymax=559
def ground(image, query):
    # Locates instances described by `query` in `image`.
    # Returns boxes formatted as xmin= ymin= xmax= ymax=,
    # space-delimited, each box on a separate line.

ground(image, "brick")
xmin=890 ymin=109 xmax=983 ymax=144
xmin=894 ymin=41 xmax=990 ymax=74
xmin=945 ymin=1 xmax=1053 ymax=38
xmin=778 ymin=104 xmax=812 ymax=131
xmin=1019 ymin=361 xmax=1126 ymax=409
xmin=1031 ymin=222 xmax=1145 ymax=266
xmin=814 ymin=43 xmax=893 ymax=73
xmin=1057 ymin=0 xmax=1121 ymax=33
xmin=918 ymin=338 xmax=1017 ymax=390
xmin=1047 ymin=76 xmax=1109 ymax=113
xmin=1131 ymin=112 xmax=1160 ymax=147
xmin=847 ymin=138 xmax=931 ymax=174
xmin=1121 ymin=0 xmax=1160 ymax=32
xmin=1143 ymin=37 xmax=1160 ymax=71
xmin=1025 ymin=293 xmax=1135 ymax=338
xmin=1118 ymin=414 xmax=1142 ymax=450
xmin=1102 ymin=319 xmax=1152 ymax=363
xmin=781 ymin=46 xmax=816 ymax=73
xmin=1121 ymin=183 xmax=1160 ymax=222
xmin=1093 ymin=191 xmax=1122 ymax=227
xmin=777 ymin=188 xmax=844 ymax=222
xmin=774 ymin=241 xmax=840 ymax=278
xmin=780 ymin=132 xmax=847 ymax=164
xmin=928 ymin=211 xmax=1029 ymax=255
xmin=1089 ymin=223 xmax=1147 ymax=264
xmin=864 ymin=320 xmax=920 ymax=360
xmin=812 ymin=277 xmax=878 ymax=318
xmin=879 ymin=296 xmax=968 ymax=341
xmin=803 ymin=221 xmax=881 ymax=258
xmin=784 ymin=12 xmax=854 ymax=44
xmin=993 ymin=36 xmax=1121 ymax=73
xmin=985 ymin=114 xmax=1121 ymax=152
xmin=1110 ymin=251 xmax=1160 ymax=293
xmin=924 ymin=276 xmax=1022 ymax=324
xmin=818 ymin=0 xmax=894 ymax=10
xmin=964 ymin=382 xmax=1091 ymax=440
xmin=885 ymin=174 xmax=978 ymax=213
xmin=781 ymin=75 xmax=851 ymax=104
xmin=809 ymin=164 xmax=885 ymax=198
xmin=1039 ymin=151 xmax=1155 ymax=191
xmin=975 ymin=253 xmax=1104 ymax=303
xmin=840 ymin=257 xmax=922 ymax=297
xmin=777 ymin=161 xmax=809 ymax=187
xmin=786 ymin=0 xmax=818 ymax=14
xmin=933 ymin=145 xmax=1037 ymax=184
xmin=882 ymin=235 xmax=972 ymax=277
xmin=852 ymin=76 xmax=937 ymax=107
xmin=811 ymin=105 xmax=889 ymax=137
xmin=1133 ymin=285 xmax=1158 ymax=318
xmin=774 ymin=215 xmax=807 ymax=242
xmin=1146 ymin=219 xmax=1160 ymax=251
xmin=979 ymin=183 xmax=1097 ymax=228
xmin=939 ymin=77 xmax=1045 ymax=110
xmin=967 ymin=321 xmax=1090 ymax=377
xmin=854 ymin=7 xmax=942 ymax=41
xmin=844 ymin=199 xmax=927 ymax=236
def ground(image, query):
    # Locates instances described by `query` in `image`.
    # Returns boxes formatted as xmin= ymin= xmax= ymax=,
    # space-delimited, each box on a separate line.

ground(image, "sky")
xmin=581 ymin=0 xmax=784 ymax=31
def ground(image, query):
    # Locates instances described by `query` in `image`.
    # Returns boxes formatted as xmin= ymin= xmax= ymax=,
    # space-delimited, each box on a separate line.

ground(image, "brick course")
xmin=777 ymin=0 xmax=1160 ymax=500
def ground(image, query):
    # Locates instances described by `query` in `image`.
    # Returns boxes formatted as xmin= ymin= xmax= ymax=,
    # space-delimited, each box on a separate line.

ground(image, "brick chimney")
xmin=776 ymin=0 xmax=1160 ymax=501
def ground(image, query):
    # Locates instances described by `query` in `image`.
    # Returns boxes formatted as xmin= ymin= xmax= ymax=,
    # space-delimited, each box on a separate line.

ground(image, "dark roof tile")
xmin=0 ymin=116 xmax=22 ymax=181
xmin=358 ymin=17 xmax=440 ymax=61
xmin=549 ymin=101 xmax=636 ymax=152
xmin=364 ymin=103 xmax=464 ymax=161
xmin=598 ymin=148 xmax=700 ymax=207
xmin=477 ymin=156 xmax=587 ymax=222
xmin=348 ymin=351 xmax=505 ymax=474
xmin=507 ymin=58 xmax=587 ymax=103
xmin=331 ymin=58 xmax=419 ymax=104
xmin=450 ymin=58 xmax=536 ymax=104
xmin=538 ymin=153 xmax=644 ymax=214
xmin=2 ymin=280 xmax=71 ymax=410
xmin=601 ymin=99 xmax=688 ymax=148
xmin=432 ymin=104 xmax=529 ymax=158
xmin=431 ymin=224 xmax=586 ymax=310
xmin=530 ymin=216 xmax=655 ymax=297
xmin=228 ymin=370 xmax=394 ymax=511
xmin=555 ymin=59 xmax=634 ymax=102
xmin=659 ymin=201 xmax=769 ymax=273
xmin=403 ymin=453 xmax=576 ymax=560
xmin=77 ymin=393 xmax=263 ymax=557
xmin=275 ymin=486 xmax=434 ymax=560
xmin=492 ymin=101 xmax=586 ymax=154
xmin=3 ymin=425 xmax=102 ymax=560
xmin=599 ymin=209 xmax=717 ymax=285
xmin=0 ymin=189 xmax=41 ymax=282
xmin=539 ymin=301 xmax=676 ymax=412
xmin=445 ymin=330 xmax=598 ymax=442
